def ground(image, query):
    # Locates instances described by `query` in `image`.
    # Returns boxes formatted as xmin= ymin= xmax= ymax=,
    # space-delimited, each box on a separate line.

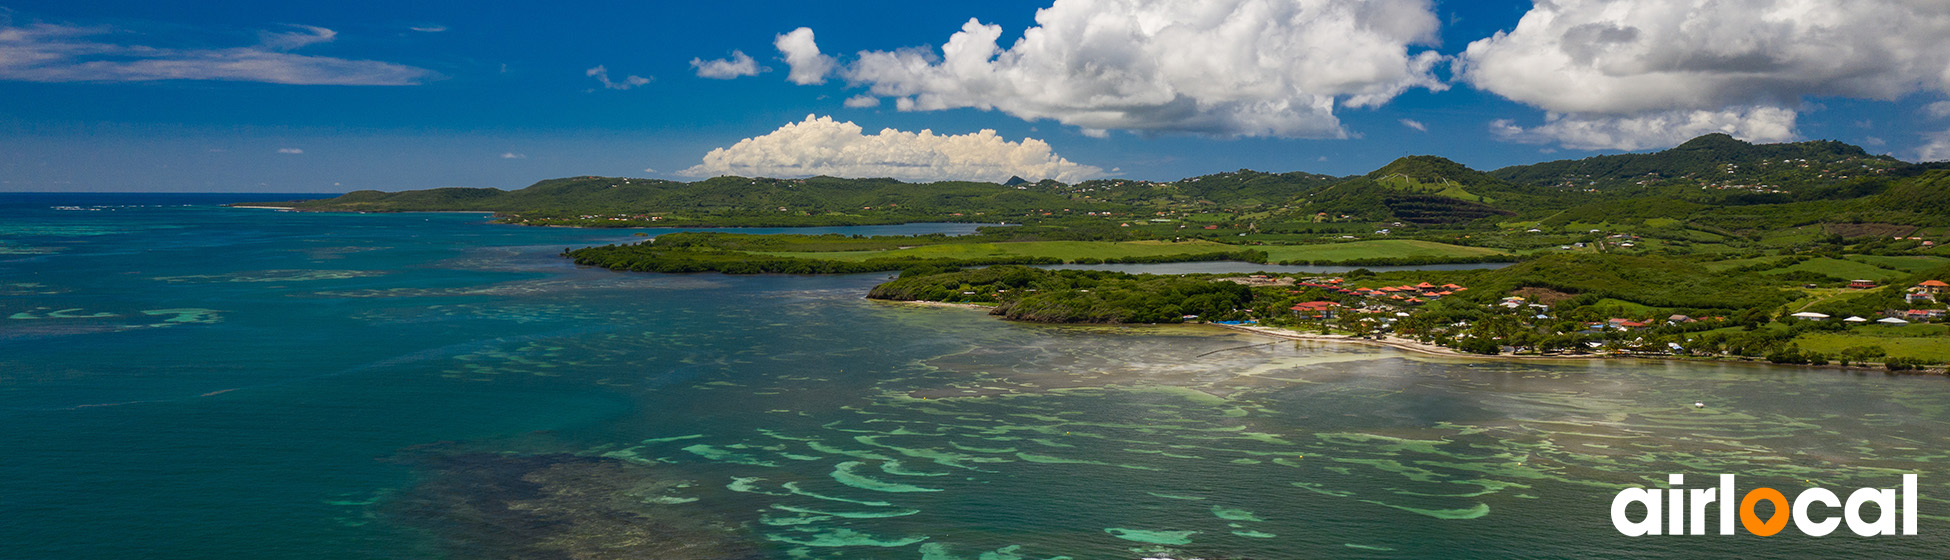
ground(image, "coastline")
xmin=1208 ymin=322 xmax=1943 ymax=374
xmin=870 ymin=299 xmax=999 ymax=311
xmin=868 ymin=300 xmax=1939 ymax=374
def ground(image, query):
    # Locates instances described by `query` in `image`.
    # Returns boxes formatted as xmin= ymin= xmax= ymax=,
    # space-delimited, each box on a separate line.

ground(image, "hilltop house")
xmin=1908 ymin=291 xmax=1937 ymax=304
xmin=1849 ymin=280 xmax=1878 ymax=289
xmin=1919 ymin=280 xmax=1949 ymax=296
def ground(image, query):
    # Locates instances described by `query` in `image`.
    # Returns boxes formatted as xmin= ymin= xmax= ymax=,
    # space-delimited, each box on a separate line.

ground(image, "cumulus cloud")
xmin=1460 ymin=0 xmax=1950 ymax=150
xmin=277 ymin=148 xmax=304 ymax=154
xmin=774 ymin=27 xmax=835 ymax=85
xmin=1399 ymin=118 xmax=1427 ymax=132
xmin=586 ymin=65 xmax=650 ymax=90
xmin=1920 ymin=130 xmax=1950 ymax=162
xmin=817 ymin=0 xmax=1444 ymax=138
xmin=0 ymin=21 xmax=434 ymax=85
xmin=842 ymin=94 xmax=880 ymax=108
xmin=1490 ymin=107 xmax=1798 ymax=151
xmin=680 ymin=114 xmax=1104 ymax=183
xmin=690 ymin=50 xmax=761 ymax=79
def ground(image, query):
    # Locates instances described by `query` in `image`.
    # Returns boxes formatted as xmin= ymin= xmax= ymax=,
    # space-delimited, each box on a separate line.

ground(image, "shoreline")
xmin=869 ymin=300 xmax=1939 ymax=375
xmin=1210 ymin=323 xmax=1941 ymax=374
xmin=870 ymin=299 xmax=999 ymax=311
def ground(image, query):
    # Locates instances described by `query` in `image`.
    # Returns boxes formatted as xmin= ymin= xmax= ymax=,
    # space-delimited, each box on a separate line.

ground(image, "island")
xmin=247 ymin=133 xmax=1950 ymax=370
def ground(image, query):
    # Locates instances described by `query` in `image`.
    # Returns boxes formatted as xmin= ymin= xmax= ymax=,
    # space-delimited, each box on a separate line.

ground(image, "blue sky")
xmin=2 ymin=0 xmax=1946 ymax=192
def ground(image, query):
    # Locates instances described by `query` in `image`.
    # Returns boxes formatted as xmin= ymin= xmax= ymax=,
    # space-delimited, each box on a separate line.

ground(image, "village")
xmin=1211 ymin=274 xmax=1949 ymax=364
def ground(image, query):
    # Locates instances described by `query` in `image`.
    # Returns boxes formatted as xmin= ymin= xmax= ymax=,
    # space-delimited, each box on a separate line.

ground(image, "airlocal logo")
xmin=1612 ymin=474 xmax=1917 ymax=536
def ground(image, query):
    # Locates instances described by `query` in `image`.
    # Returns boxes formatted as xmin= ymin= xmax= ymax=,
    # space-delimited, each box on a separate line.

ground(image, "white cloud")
xmin=1460 ymin=0 xmax=1950 ymax=150
xmin=1920 ymin=130 xmax=1950 ymax=162
xmin=690 ymin=50 xmax=761 ymax=79
xmin=1927 ymin=101 xmax=1950 ymax=119
xmin=774 ymin=27 xmax=835 ymax=85
xmin=680 ymin=114 xmax=1104 ymax=183
xmin=277 ymin=148 xmax=304 ymax=154
xmin=500 ymin=152 xmax=525 ymax=159
xmin=410 ymin=25 xmax=447 ymax=33
xmin=1399 ymin=118 xmax=1427 ymax=132
xmin=1490 ymin=107 xmax=1798 ymax=151
xmin=842 ymin=94 xmax=880 ymax=108
xmin=818 ymin=0 xmax=1444 ymax=138
xmin=1461 ymin=0 xmax=1950 ymax=114
xmin=586 ymin=65 xmax=650 ymax=90
xmin=0 ymin=21 xmax=433 ymax=85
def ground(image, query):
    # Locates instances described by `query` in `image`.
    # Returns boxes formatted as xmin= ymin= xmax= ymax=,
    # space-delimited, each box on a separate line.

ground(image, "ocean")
xmin=3 ymin=193 xmax=1946 ymax=559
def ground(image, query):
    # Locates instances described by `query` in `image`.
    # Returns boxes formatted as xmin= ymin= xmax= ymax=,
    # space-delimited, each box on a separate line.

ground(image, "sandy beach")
xmin=871 ymin=299 xmax=998 ymax=311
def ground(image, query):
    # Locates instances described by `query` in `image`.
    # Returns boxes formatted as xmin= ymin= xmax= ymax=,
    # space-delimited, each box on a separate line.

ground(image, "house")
xmin=1879 ymin=317 xmax=1910 ymax=325
xmin=1906 ymin=309 xmax=1947 ymax=321
xmin=1849 ymin=280 xmax=1878 ymax=289
xmin=1919 ymin=280 xmax=1950 ymax=296
xmin=1668 ymin=314 xmax=1697 ymax=324
xmin=1844 ymin=316 xmax=1869 ymax=323
xmin=1907 ymin=292 xmax=1936 ymax=304
xmin=1290 ymin=301 xmax=1342 ymax=319
xmin=1790 ymin=312 xmax=1830 ymax=321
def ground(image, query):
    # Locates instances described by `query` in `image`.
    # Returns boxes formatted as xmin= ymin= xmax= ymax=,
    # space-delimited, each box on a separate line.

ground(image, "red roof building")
xmin=1920 ymin=280 xmax=1950 ymax=295
xmin=1290 ymin=301 xmax=1342 ymax=319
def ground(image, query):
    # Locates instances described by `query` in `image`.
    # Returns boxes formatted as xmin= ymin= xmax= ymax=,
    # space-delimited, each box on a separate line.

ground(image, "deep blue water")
xmin=4 ymin=194 xmax=1949 ymax=559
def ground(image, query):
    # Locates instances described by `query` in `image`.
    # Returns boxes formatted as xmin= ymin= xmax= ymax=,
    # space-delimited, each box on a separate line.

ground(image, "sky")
xmin=2 ymin=0 xmax=1948 ymax=192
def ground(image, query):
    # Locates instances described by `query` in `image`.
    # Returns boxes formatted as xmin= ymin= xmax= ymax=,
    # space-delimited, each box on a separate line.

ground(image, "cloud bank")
xmin=691 ymin=50 xmax=761 ymax=79
xmin=795 ymin=0 xmax=1444 ymax=138
xmin=1491 ymin=107 xmax=1798 ymax=151
xmin=0 ymin=21 xmax=434 ymax=85
xmin=1460 ymin=0 xmax=1950 ymax=150
xmin=680 ymin=115 xmax=1103 ymax=183
xmin=1919 ymin=130 xmax=1950 ymax=162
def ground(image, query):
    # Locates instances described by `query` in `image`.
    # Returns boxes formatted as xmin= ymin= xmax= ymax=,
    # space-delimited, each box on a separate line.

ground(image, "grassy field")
xmin=1763 ymin=257 xmax=1909 ymax=281
xmin=755 ymin=239 xmax=1238 ymax=262
xmin=1847 ymin=255 xmax=1950 ymax=273
xmin=1260 ymin=240 xmax=1508 ymax=263
xmin=1794 ymin=324 xmax=1950 ymax=361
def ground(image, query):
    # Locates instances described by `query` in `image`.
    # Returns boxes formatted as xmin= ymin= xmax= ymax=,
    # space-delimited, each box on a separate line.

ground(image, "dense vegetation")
xmin=254 ymin=133 xmax=1950 ymax=368
xmin=868 ymin=266 xmax=1256 ymax=324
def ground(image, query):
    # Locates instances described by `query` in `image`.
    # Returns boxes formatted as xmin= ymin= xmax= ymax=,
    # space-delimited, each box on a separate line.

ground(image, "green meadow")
xmin=755 ymin=239 xmax=1238 ymax=262
xmin=1260 ymin=240 xmax=1509 ymax=263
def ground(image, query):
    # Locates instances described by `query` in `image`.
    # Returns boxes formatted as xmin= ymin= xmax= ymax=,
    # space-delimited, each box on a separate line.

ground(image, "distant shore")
xmin=227 ymin=205 xmax=495 ymax=215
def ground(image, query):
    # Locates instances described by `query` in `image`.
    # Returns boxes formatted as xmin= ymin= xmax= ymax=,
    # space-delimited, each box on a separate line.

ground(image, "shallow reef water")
xmin=4 ymin=195 xmax=1949 ymax=559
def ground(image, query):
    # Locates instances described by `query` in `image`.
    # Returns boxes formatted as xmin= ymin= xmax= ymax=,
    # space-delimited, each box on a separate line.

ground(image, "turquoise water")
xmin=4 ymin=194 xmax=1949 ymax=559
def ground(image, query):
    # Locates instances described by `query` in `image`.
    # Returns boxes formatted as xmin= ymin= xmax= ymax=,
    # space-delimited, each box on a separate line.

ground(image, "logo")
xmin=1612 ymin=474 xmax=1917 ymax=536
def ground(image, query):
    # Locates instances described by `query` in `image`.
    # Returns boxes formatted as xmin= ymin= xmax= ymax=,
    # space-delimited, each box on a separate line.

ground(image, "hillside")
xmin=247 ymin=134 xmax=1949 ymax=234
xmin=1492 ymin=133 xmax=1905 ymax=194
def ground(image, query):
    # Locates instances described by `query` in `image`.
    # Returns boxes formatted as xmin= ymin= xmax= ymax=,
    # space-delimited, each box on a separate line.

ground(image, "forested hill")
xmin=244 ymin=134 xmax=1946 ymax=228
xmin=259 ymin=175 xmax=1113 ymax=226
xmin=1491 ymin=133 xmax=1905 ymax=191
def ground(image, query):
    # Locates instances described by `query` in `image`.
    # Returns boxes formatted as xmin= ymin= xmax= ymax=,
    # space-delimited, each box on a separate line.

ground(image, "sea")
xmin=3 ymin=193 xmax=1948 ymax=559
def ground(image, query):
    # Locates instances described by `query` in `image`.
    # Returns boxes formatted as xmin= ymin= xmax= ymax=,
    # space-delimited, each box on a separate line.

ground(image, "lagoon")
xmin=3 ymin=194 xmax=1946 ymax=559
